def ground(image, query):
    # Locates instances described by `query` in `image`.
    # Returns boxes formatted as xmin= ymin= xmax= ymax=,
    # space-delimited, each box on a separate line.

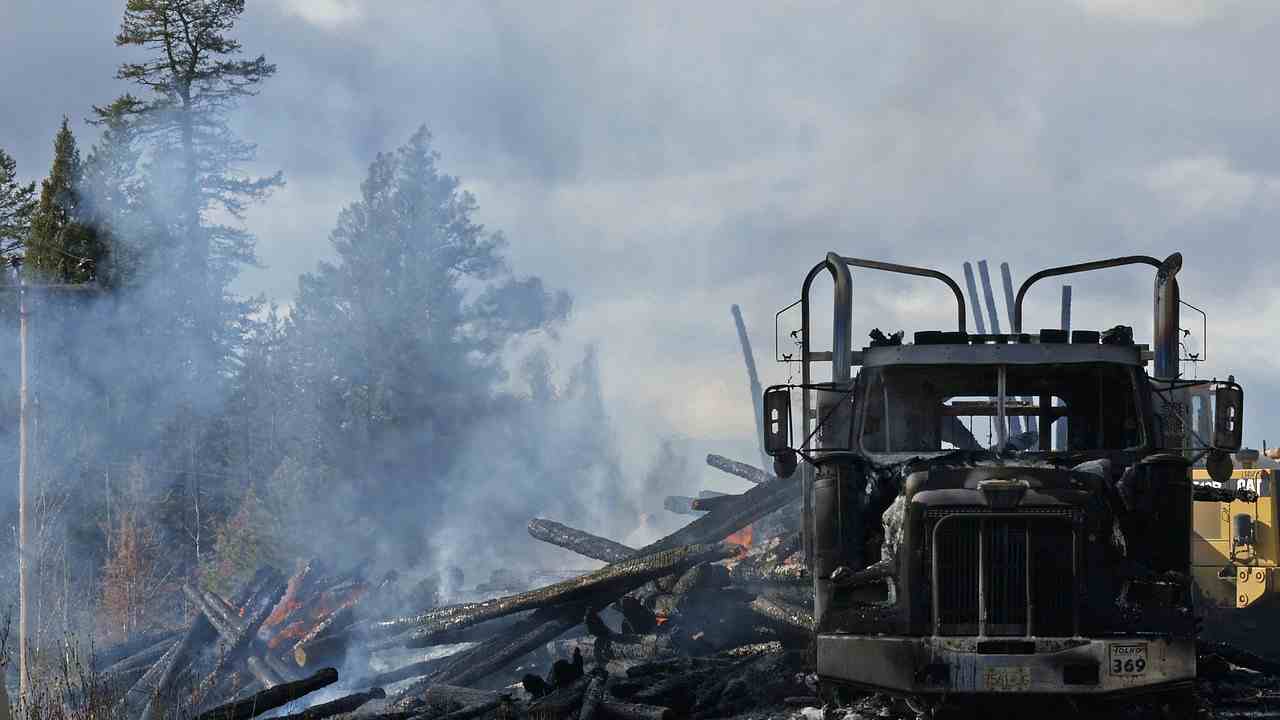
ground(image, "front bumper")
xmin=817 ymin=635 xmax=1195 ymax=695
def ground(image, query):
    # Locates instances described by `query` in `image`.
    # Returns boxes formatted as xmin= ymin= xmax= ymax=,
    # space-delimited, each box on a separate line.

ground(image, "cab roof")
xmin=860 ymin=341 xmax=1144 ymax=368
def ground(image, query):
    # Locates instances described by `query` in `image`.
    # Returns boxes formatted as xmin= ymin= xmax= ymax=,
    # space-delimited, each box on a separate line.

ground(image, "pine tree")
xmin=284 ymin=127 xmax=570 ymax=556
xmin=27 ymin=118 xmax=104 ymax=283
xmin=98 ymin=0 xmax=283 ymax=385
xmin=0 ymin=147 xmax=37 ymax=260
xmin=81 ymin=97 xmax=149 ymax=289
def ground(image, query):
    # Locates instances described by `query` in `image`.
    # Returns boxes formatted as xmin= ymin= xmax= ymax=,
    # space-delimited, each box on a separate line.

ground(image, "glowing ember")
xmin=726 ymin=524 xmax=754 ymax=549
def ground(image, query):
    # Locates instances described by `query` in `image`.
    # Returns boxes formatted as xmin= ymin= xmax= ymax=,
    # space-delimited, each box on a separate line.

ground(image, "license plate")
xmin=1109 ymin=643 xmax=1148 ymax=676
xmin=983 ymin=667 xmax=1032 ymax=692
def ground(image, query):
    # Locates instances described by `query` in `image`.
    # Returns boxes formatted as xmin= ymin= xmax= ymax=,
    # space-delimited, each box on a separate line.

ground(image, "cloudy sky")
xmin=4 ymin=0 xmax=1280 ymax=484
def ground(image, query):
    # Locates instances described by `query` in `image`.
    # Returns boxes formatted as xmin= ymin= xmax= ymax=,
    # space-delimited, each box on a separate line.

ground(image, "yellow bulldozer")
xmin=1192 ymin=446 xmax=1280 ymax=655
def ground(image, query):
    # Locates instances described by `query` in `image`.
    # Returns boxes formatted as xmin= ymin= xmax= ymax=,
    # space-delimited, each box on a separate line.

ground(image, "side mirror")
xmin=763 ymin=386 xmax=793 ymax=456
xmin=1213 ymin=381 xmax=1244 ymax=452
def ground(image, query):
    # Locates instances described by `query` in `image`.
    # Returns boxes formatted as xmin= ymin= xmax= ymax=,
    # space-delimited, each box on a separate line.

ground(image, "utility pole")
xmin=4 ymin=256 xmax=99 ymax=702
xmin=13 ymin=259 xmax=30 ymax=700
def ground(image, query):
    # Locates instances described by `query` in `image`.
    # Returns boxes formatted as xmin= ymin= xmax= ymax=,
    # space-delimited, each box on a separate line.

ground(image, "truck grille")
xmin=928 ymin=509 xmax=1077 ymax=637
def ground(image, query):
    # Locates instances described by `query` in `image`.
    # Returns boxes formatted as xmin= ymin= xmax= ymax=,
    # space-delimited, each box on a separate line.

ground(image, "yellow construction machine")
xmin=1192 ymin=447 xmax=1280 ymax=654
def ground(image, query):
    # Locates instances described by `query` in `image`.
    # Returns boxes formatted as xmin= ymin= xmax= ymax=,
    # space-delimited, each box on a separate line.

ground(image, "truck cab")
xmin=762 ymin=252 xmax=1243 ymax=706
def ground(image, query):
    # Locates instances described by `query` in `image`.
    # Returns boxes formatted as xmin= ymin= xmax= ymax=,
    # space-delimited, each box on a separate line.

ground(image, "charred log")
xmin=705 ymin=455 xmax=773 ymax=485
xmin=293 ymin=606 xmax=355 ymax=667
xmin=636 ymin=479 xmax=795 ymax=555
xmin=194 ymin=667 xmax=338 ymax=720
xmin=748 ymin=595 xmax=814 ymax=637
xmin=404 ymin=543 xmax=735 ymax=648
xmin=528 ymin=677 xmax=590 ymax=720
xmin=578 ymin=671 xmax=608 ymax=720
xmin=615 ymin=596 xmax=656 ymax=636
xmin=689 ymin=496 xmax=737 ymax=513
xmin=246 ymin=655 xmax=287 ymax=689
xmin=268 ymin=687 xmax=386 ymax=720
xmin=434 ymin=610 xmax=580 ymax=687
xmin=527 ymin=518 xmax=636 ymax=563
xmin=140 ymin=609 xmax=218 ymax=720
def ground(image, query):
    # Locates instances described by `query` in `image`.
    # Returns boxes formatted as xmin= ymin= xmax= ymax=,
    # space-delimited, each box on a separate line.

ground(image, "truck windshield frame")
xmin=856 ymin=362 xmax=1146 ymax=456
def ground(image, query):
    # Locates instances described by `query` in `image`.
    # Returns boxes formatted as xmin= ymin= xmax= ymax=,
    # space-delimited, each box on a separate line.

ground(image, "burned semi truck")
xmin=761 ymin=253 xmax=1244 ymax=706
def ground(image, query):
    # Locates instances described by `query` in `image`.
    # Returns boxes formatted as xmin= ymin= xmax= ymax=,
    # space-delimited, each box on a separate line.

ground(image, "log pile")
xmin=91 ymin=453 xmax=816 ymax=719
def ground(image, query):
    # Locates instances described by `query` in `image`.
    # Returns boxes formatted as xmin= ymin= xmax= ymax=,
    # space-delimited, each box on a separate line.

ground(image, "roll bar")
xmin=1012 ymin=253 xmax=1183 ymax=378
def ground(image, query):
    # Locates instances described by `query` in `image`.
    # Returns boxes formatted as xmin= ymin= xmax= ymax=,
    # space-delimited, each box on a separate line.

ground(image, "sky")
xmin=4 ymin=0 xmax=1280 ymax=492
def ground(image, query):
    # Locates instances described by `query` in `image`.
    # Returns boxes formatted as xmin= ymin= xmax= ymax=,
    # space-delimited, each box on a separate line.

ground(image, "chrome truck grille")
xmin=926 ymin=508 xmax=1078 ymax=637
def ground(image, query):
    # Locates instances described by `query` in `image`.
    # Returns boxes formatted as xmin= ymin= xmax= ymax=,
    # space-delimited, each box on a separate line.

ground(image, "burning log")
xmin=636 ymin=478 xmax=795 ymax=555
xmin=292 ymin=606 xmax=355 ymax=667
xmin=527 ymin=518 xmax=636 ymax=563
xmin=198 ymin=579 xmax=290 ymax=697
xmin=404 ymin=543 xmax=737 ymax=648
xmin=705 ymin=454 xmax=773 ymax=485
xmin=268 ymin=687 xmax=386 ymax=720
xmin=194 ymin=667 xmax=338 ymax=720
xmin=747 ymin=595 xmax=814 ymax=637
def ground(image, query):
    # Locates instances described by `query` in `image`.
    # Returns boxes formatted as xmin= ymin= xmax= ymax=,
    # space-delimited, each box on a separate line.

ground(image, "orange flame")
xmin=726 ymin=524 xmax=754 ymax=550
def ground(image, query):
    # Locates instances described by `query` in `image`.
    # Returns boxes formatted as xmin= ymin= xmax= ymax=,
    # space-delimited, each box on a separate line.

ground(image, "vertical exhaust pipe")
xmin=1153 ymin=253 xmax=1182 ymax=379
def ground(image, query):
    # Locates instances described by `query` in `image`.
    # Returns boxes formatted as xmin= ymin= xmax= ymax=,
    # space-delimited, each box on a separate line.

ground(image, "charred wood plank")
xmin=434 ymin=610 xmax=580 ymax=687
xmin=140 ymin=608 xmax=218 ymax=720
xmin=119 ymin=633 xmax=184 ymax=717
xmin=527 ymin=518 xmax=636 ymax=563
xmin=615 ymin=597 xmax=656 ymax=636
xmin=268 ymin=687 xmax=386 ymax=720
xmin=705 ymin=454 xmax=773 ymax=485
xmin=597 ymin=701 xmax=674 ymax=720
xmin=578 ymin=672 xmax=608 ymax=720
xmin=528 ymin=677 xmax=589 ymax=720
xmin=689 ymin=495 xmax=737 ymax=513
xmin=93 ymin=629 xmax=182 ymax=670
xmin=100 ymin=635 xmax=176 ymax=679
xmin=194 ymin=667 xmax=338 ymax=720
xmin=404 ymin=543 xmax=736 ymax=648
xmin=662 ymin=496 xmax=704 ymax=517
xmin=350 ymin=654 xmax=456 ymax=692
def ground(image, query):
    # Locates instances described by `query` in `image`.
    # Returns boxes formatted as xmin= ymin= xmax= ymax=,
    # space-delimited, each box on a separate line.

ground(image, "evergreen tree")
xmin=284 ymin=127 xmax=570 ymax=561
xmin=98 ymin=0 xmax=283 ymax=389
xmin=27 ymin=117 xmax=104 ymax=283
xmin=0 ymin=147 xmax=37 ymax=260
xmin=81 ymin=97 xmax=150 ymax=288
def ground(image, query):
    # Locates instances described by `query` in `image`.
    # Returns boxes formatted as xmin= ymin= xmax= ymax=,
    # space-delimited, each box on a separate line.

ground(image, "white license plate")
xmin=1109 ymin=643 xmax=1148 ymax=676
xmin=983 ymin=667 xmax=1032 ymax=692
